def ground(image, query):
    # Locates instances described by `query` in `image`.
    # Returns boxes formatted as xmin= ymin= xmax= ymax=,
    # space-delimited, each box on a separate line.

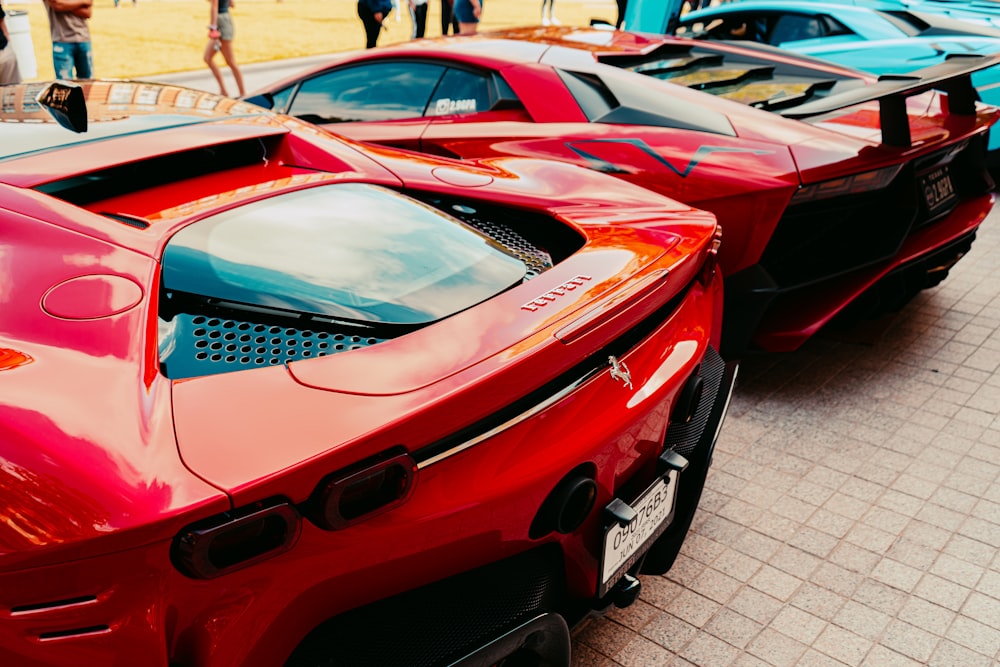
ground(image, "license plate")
xmin=920 ymin=166 xmax=956 ymax=215
xmin=598 ymin=470 xmax=679 ymax=597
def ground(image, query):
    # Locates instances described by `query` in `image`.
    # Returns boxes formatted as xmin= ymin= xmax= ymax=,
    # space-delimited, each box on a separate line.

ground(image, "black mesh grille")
xmin=462 ymin=216 xmax=552 ymax=279
xmin=409 ymin=193 xmax=586 ymax=272
xmin=664 ymin=345 xmax=725 ymax=458
xmin=285 ymin=546 xmax=565 ymax=667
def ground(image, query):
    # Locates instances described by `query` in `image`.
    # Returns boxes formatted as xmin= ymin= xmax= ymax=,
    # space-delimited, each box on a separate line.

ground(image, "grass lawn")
xmin=9 ymin=0 xmax=620 ymax=80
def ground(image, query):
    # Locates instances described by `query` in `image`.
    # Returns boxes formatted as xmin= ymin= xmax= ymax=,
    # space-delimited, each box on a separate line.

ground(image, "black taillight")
xmin=171 ymin=501 xmax=301 ymax=579
xmin=306 ymin=448 xmax=417 ymax=530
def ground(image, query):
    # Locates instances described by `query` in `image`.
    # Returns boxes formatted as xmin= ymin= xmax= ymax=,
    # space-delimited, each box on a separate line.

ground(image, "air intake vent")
xmin=408 ymin=192 xmax=584 ymax=275
xmin=101 ymin=212 xmax=150 ymax=229
xmin=10 ymin=595 xmax=98 ymax=615
xmin=160 ymin=314 xmax=384 ymax=378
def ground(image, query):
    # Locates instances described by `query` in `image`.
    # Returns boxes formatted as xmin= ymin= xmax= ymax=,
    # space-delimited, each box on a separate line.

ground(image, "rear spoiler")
xmin=778 ymin=53 xmax=1000 ymax=147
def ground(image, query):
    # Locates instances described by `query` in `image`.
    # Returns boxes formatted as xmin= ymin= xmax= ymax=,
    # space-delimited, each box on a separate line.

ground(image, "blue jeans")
xmin=52 ymin=41 xmax=93 ymax=80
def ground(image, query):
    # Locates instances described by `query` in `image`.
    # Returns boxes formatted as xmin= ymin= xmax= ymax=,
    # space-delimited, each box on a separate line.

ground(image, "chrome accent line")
xmin=416 ymin=366 xmax=604 ymax=470
xmin=9 ymin=596 xmax=99 ymax=616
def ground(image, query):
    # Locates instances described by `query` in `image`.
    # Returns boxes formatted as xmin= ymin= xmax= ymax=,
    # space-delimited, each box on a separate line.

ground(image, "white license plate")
xmin=598 ymin=470 xmax=679 ymax=597
xmin=920 ymin=166 xmax=956 ymax=214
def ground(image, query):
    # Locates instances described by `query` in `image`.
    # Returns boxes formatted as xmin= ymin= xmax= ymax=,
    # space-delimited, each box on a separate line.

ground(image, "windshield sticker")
xmin=433 ymin=98 xmax=477 ymax=115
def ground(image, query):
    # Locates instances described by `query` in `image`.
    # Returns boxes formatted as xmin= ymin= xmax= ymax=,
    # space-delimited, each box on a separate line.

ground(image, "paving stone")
xmin=703 ymin=609 xmax=764 ymax=650
xmin=880 ymin=619 xmax=940 ymax=663
xmin=679 ymin=632 xmax=740 ymax=666
xmin=896 ymin=597 xmax=956 ymax=635
xmin=638 ymin=612 xmax=697 ymax=654
xmin=812 ymin=624 xmax=873 ymax=665
xmin=612 ymin=634 xmax=675 ymax=667
xmin=831 ymin=600 xmax=891 ymax=642
xmin=746 ymin=628 xmax=808 ymax=667
xmin=728 ymin=587 xmax=784 ymax=625
xmin=770 ymin=606 xmax=827 ymax=645
xmin=945 ymin=615 xmax=1000 ymax=656
xmin=669 ymin=589 xmax=721 ymax=629
xmin=710 ymin=550 xmax=764 ymax=584
xmin=927 ymin=639 xmax=994 ymax=667
xmin=860 ymin=645 xmax=924 ymax=667
xmin=570 ymin=641 xmax=620 ymax=667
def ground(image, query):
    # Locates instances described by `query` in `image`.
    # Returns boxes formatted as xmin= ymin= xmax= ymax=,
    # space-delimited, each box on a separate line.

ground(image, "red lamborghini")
xmin=0 ymin=80 xmax=735 ymax=666
xmin=246 ymin=26 xmax=1000 ymax=355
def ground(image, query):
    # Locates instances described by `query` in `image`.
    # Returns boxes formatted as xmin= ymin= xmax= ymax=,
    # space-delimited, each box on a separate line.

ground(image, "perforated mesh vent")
xmin=461 ymin=216 xmax=552 ymax=280
xmin=161 ymin=313 xmax=383 ymax=378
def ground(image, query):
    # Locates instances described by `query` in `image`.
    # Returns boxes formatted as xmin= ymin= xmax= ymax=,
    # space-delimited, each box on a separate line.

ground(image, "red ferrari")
xmin=0 ymin=80 xmax=736 ymax=666
xmin=246 ymin=26 xmax=1000 ymax=355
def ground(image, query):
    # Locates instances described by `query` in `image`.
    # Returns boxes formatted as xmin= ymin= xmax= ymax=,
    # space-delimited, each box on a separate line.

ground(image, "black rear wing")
xmin=778 ymin=53 xmax=1000 ymax=147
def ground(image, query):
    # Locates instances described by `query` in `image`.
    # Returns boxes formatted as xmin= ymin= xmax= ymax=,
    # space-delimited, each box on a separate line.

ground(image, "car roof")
xmin=328 ymin=26 xmax=874 ymax=105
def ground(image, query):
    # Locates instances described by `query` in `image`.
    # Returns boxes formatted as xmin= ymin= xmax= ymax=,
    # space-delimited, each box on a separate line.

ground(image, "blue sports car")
xmin=673 ymin=0 xmax=1000 ymax=165
xmin=832 ymin=1 xmax=1000 ymax=30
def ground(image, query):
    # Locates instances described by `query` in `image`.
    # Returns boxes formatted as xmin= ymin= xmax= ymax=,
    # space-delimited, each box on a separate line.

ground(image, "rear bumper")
xmin=284 ymin=347 xmax=738 ymax=667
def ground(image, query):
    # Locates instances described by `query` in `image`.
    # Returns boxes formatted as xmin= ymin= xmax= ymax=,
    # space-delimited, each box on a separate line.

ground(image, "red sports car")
xmin=0 ymin=80 xmax=736 ymax=666
xmin=246 ymin=26 xmax=1000 ymax=355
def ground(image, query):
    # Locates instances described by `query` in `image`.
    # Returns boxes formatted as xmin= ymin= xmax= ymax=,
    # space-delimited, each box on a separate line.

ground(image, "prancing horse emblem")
xmin=608 ymin=356 xmax=632 ymax=389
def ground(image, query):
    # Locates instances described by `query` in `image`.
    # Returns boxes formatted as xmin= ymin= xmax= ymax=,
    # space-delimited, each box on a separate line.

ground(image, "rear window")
xmin=160 ymin=183 xmax=526 ymax=326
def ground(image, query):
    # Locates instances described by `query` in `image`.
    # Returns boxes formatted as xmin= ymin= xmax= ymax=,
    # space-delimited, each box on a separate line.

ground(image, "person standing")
xmin=615 ymin=0 xmax=627 ymax=28
xmin=408 ymin=0 xmax=428 ymax=39
xmin=453 ymin=0 xmax=480 ymax=34
xmin=0 ymin=5 xmax=21 ymax=86
xmin=540 ymin=0 xmax=558 ymax=26
xmin=0 ymin=4 xmax=21 ymax=85
xmin=205 ymin=0 xmax=245 ymax=97
xmin=43 ymin=0 xmax=93 ymax=80
xmin=358 ymin=0 xmax=393 ymax=49
xmin=440 ymin=0 xmax=458 ymax=35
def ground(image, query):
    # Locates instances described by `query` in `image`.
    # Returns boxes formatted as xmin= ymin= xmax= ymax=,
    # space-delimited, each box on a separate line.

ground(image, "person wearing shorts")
xmin=453 ymin=0 xmax=481 ymax=34
xmin=205 ymin=0 xmax=244 ymax=97
xmin=43 ymin=0 xmax=93 ymax=80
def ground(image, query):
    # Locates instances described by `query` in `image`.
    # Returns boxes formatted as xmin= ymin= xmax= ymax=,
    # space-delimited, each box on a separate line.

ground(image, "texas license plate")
xmin=920 ymin=166 xmax=956 ymax=215
xmin=598 ymin=470 xmax=679 ymax=597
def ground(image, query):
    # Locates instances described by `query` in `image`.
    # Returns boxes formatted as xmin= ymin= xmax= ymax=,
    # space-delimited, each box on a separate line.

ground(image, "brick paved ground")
xmin=572 ymin=209 xmax=1000 ymax=666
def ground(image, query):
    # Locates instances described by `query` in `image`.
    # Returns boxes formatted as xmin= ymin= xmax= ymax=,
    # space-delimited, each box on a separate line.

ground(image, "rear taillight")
xmin=171 ymin=501 xmax=301 ymax=579
xmin=306 ymin=448 xmax=417 ymax=530
xmin=790 ymin=164 xmax=901 ymax=204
